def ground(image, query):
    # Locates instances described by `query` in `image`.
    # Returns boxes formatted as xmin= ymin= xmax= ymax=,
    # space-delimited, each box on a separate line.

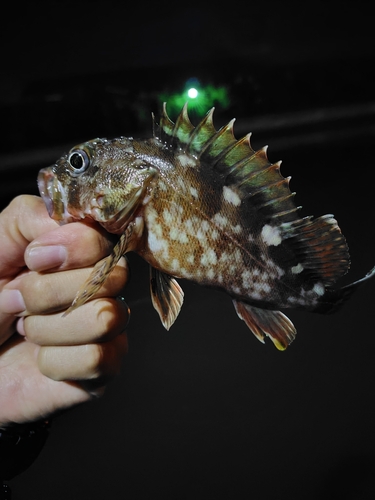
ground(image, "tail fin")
xmin=314 ymin=265 xmax=375 ymax=313
xmin=280 ymin=214 xmax=350 ymax=286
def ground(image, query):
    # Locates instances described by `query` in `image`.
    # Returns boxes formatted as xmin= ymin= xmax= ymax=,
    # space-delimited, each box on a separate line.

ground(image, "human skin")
xmin=0 ymin=195 xmax=129 ymax=428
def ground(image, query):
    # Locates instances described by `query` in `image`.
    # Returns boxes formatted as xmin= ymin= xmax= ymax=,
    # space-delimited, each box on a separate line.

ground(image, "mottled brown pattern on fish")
xmin=136 ymin=141 xmax=293 ymax=308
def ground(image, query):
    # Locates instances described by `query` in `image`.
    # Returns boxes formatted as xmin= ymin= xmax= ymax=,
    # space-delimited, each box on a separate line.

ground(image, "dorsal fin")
xmin=153 ymin=103 xmax=299 ymax=223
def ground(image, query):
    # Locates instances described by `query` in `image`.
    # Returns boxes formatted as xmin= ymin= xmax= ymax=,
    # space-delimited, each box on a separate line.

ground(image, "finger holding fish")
xmin=18 ymin=296 xmax=130 ymax=347
xmin=36 ymin=330 xmax=128 ymax=384
xmin=1 ymin=256 xmax=128 ymax=317
xmin=25 ymin=215 xmax=117 ymax=273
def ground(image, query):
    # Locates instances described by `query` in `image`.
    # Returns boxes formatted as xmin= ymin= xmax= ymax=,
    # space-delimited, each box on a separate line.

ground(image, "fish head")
xmin=38 ymin=138 xmax=158 ymax=232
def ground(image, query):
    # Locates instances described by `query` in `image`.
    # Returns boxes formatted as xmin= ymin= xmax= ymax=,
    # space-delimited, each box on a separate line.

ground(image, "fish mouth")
xmin=38 ymin=168 xmax=74 ymax=224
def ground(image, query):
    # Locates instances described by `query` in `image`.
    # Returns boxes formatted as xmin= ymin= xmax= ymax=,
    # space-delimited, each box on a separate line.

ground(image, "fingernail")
xmin=17 ymin=317 xmax=26 ymax=336
xmin=26 ymin=245 xmax=67 ymax=271
xmin=0 ymin=289 xmax=26 ymax=314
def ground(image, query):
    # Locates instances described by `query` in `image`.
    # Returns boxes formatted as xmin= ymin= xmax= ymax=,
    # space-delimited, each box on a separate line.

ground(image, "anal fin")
xmin=233 ymin=300 xmax=296 ymax=350
xmin=150 ymin=267 xmax=184 ymax=330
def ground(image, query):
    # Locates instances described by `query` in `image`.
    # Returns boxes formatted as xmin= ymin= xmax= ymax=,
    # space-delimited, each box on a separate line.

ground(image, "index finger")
xmin=25 ymin=217 xmax=116 ymax=273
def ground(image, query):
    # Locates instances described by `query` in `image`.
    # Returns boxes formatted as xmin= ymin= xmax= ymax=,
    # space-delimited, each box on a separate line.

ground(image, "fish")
xmin=37 ymin=103 xmax=375 ymax=350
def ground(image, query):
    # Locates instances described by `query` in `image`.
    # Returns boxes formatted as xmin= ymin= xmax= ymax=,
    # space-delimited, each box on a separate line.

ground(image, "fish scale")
xmin=37 ymin=103 xmax=375 ymax=350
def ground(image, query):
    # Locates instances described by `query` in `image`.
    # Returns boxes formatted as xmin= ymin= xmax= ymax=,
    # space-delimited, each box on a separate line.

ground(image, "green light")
xmin=158 ymin=81 xmax=230 ymax=118
xmin=187 ymin=87 xmax=198 ymax=99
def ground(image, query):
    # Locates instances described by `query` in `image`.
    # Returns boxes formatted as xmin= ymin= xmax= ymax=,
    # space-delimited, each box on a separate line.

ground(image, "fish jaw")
xmin=37 ymin=167 xmax=82 ymax=224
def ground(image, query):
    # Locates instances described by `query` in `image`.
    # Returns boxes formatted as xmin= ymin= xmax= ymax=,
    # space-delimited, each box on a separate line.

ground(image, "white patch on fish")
xmin=190 ymin=186 xmax=198 ymax=198
xmin=291 ymin=263 xmax=304 ymax=274
xmin=261 ymin=224 xmax=282 ymax=247
xmin=313 ymin=283 xmax=325 ymax=296
xmin=178 ymin=153 xmax=196 ymax=168
xmin=223 ymin=186 xmax=241 ymax=206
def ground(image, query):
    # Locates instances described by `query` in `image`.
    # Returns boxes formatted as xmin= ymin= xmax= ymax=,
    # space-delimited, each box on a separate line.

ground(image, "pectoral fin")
xmin=233 ymin=300 xmax=296 ymax=350
xmin=64 ymin=228 xmax=131 ymax=316
xmin=150 ymin=267 xmax=184 ymax=330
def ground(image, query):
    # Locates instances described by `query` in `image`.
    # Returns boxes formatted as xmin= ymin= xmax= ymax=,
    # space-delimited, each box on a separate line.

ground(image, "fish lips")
xmin=38 ymin=167 xmax=73 ymax=224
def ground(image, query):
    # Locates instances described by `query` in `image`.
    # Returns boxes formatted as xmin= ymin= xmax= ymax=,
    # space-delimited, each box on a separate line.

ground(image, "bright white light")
xmin=187 ymin=87 xmax=198 ymax=98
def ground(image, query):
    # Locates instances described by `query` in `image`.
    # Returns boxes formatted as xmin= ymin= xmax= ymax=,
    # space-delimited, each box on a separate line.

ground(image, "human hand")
xmin=0 ymin=195 xmax=129 ymax=427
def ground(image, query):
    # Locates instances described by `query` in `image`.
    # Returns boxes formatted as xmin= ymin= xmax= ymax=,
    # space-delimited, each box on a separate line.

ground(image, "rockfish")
xmin=38 ymin=104 xmax=375 ymax=349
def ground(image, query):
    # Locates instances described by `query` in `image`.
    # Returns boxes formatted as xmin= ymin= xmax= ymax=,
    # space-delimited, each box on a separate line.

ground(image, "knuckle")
xmin=8 ymin=194 xmax=35 ymax=211
xmin=102 ymin=260 xmax=129 ymax=296
xmin=83 ymin=336 xmax=125 ymax=381
xmin=37 ymin=346 xmax=61 ymax=380
xmin=22 ymin=315 xmax=40 ymax=342
xmin=22 ymin=273 xmax=61 ymax=313
xmin=97 ymin=299 xmax=123 ymax=333
xmin=83 ymin=344 xmax=106 ymax=378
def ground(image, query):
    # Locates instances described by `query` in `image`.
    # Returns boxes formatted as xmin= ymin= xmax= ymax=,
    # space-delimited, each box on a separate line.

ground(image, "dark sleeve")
xmin=0 ymin=420 xmax=50 ymax=481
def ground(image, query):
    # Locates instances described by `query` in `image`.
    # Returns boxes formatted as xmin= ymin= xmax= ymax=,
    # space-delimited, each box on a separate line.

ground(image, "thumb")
xmin=0 ymin=195 xmax=57 ymax=343
xmin=0 ymin=195 xmax=58 ymax=279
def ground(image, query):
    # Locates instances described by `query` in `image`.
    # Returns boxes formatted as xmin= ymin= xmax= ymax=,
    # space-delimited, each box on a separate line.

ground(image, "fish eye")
xmin=68 ymin=149 xmax=90 ymax=176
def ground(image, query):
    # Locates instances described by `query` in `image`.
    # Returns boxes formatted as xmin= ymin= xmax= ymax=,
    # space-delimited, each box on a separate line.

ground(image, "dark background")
xmin=2 ymin=1 xmax=375 ymax=498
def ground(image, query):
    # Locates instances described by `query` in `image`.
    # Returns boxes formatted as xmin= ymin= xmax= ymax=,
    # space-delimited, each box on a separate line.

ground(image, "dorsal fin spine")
xmin=247 ymin=177 xmax=291 ymax=198
xmin=199 ymin=119 xmax=237 ymax=160
xmin=211 ymin=133 xmax=256 ymax=173
xmin=202 ymin=129 xmax=249 ymax=171
xmin=269 ymin=203 xmax=300 ymax=222
xmin=235 ymin=164 xmax=285 ymax=192
xmin=157 ymin=103 xmax=175 ymax=145
xmin=225 ymin=146 xmax=270 ymax=185
xmin=152 ymin=112 xmax=157 ymax=139
xmin=172 ymin=103 xmax=194 ymax=147
xmin=185 ymin=108 xmax=216 ymax=156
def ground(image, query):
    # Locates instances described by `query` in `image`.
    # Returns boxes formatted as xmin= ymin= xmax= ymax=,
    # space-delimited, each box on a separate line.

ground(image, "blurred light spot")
xmin=187 ymin=87 xmax=198 ymax=98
